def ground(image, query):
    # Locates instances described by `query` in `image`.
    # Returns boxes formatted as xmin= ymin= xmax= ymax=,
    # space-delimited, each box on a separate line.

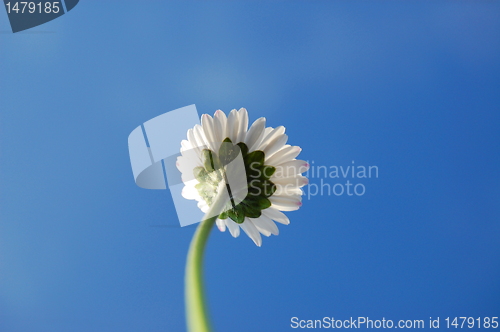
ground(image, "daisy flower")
xmin=176 ymin=108 xmax=308 ymax=246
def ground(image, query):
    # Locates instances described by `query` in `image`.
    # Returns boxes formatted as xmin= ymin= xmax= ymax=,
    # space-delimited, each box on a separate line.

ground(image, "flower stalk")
xmin=185 ymin=215 xmax=216 ymax=332
xmin=185 ymin=183 xmax=228 ymax=332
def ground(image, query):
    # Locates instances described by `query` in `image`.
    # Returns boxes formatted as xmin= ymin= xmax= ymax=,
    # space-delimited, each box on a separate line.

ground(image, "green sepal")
xmin=243 ymin=193 xmax=271 ymax=210
xmin=246 ymin=166 xmax=262 ymax=181
xmin=248 ymin=178 xmax=276 ymax=197
xmin=194 ymin=182 xmax=215 ymax=205
xmin=262 ymin=165 xmax=276 ymax=179
xmin=241 ymin=202 xmax=262 ymax=218
xmin=227 ymin=208 xmax=245 ymax=224
xmin=256 ymin=196 xmax=272 ymax=210
xmin=236 ymin=142 xmax=249 ymax=157
xmin=219 ymin=201 xmax=234 ymax=219
xmin=261 ymin=180 xmax=277 ymax=197
xmin=244 ymin=150 xmax=264 ymax=172
xmin=247 ymin=178 xmax=263 ymax=195
xmin=193 ymin=166 xmax=209 ymax=183
xmin=194 ymin=182 xmax=212 ymax=193
xmin=202 ymin=149 xmax=221 ymax=172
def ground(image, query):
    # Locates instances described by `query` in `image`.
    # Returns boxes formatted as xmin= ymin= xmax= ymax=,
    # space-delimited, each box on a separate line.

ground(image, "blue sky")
xmin=1 ymin=1 xmax=499 ymax=331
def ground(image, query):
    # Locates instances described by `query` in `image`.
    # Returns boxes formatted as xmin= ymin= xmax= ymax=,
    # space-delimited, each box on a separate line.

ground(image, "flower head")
xmin=177 ymin=108 xmax=308 ymax=246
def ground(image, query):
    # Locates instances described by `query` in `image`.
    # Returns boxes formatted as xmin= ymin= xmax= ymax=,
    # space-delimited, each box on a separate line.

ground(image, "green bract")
xmin=193 ymin=138 xmax=276 ymax=224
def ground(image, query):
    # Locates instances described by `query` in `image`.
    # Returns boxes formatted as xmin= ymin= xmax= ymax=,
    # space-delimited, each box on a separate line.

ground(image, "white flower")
xmin=177 ymin=108 xmax=308 ymax=246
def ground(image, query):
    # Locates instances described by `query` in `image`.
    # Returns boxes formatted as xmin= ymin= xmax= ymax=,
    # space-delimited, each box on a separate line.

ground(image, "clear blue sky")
xmin=1 ymin=2 xmax=499 ymax=331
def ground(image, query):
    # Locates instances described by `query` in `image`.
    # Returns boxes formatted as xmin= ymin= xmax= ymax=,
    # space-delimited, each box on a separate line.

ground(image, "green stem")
xmin=185 ymin=183 xmax=227 ymax=332
xmin=185 ymin=215 xmax=216 ymax=332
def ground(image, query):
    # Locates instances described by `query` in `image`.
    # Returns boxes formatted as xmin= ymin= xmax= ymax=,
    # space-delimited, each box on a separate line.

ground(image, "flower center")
xmin=193 ymin=137 xmax=276 ymax=224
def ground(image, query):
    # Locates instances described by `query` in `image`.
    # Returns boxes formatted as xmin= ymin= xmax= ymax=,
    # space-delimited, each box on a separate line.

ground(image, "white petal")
xmin=187 ymin=131 xmax=203 ymax=158
xmin=264 ymin=127 xmax=274 ymax=136
xmin=266 ymin=145 xmax=302 ymax=166
xmin=254 ymin=227 xmax=271 ymax=237
xmin=180 ymin=139 xmax=192 ymax=153
xmin=193 ymin=125 xmax=209 ymax=150
xmin=265 ymin=144 xmax=289 ymax=162
xmin=225 ymin=219 xmax=240 ymax=238
xmin=240 ymin=219 xmax=262 ymax=246
xmin=181 ymin=184 xmax=200 ymax=200
xmin=272 ymin=175 xmax=309 ymax=188
xmin=213 ymin=110 xmax=227 ymax=143
xmin=250 ymin=215 xmax=279 ymax=236
xmin=236 ymin=108 xmax=249 ymax=143
xmin=273 ymin=160 xmax=309 ymax=178
xmin=187 ymin=128 xmax=203 ymax=157
xmin=197 ymin=200 xmax=210 ymax=213
xmin=226 ymin=109 xmax=239 ymax=143
xmin=244 ymin=117 xmax=266 ymax=151
xmin=211 ymin=112 xmax=222 ymax=147
xmin=274 ymin=185 xmax=304 ymax=196
xmin=262 ymin=207 xmax=290 ymax=225
xmin=269 ymin=195 xmax=302 ymax=211
xmin=263 ymin=134 xmax=288 ymax=157
xmin=272 ymin=192 xmax=303 ymax=201
xmin=216 ymin=219 xmax=226 ymax=232
xmin=258 ymin=126 xmax=286 ymax=152
xmin=201 ymin=114 xmax=216 ymax=152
